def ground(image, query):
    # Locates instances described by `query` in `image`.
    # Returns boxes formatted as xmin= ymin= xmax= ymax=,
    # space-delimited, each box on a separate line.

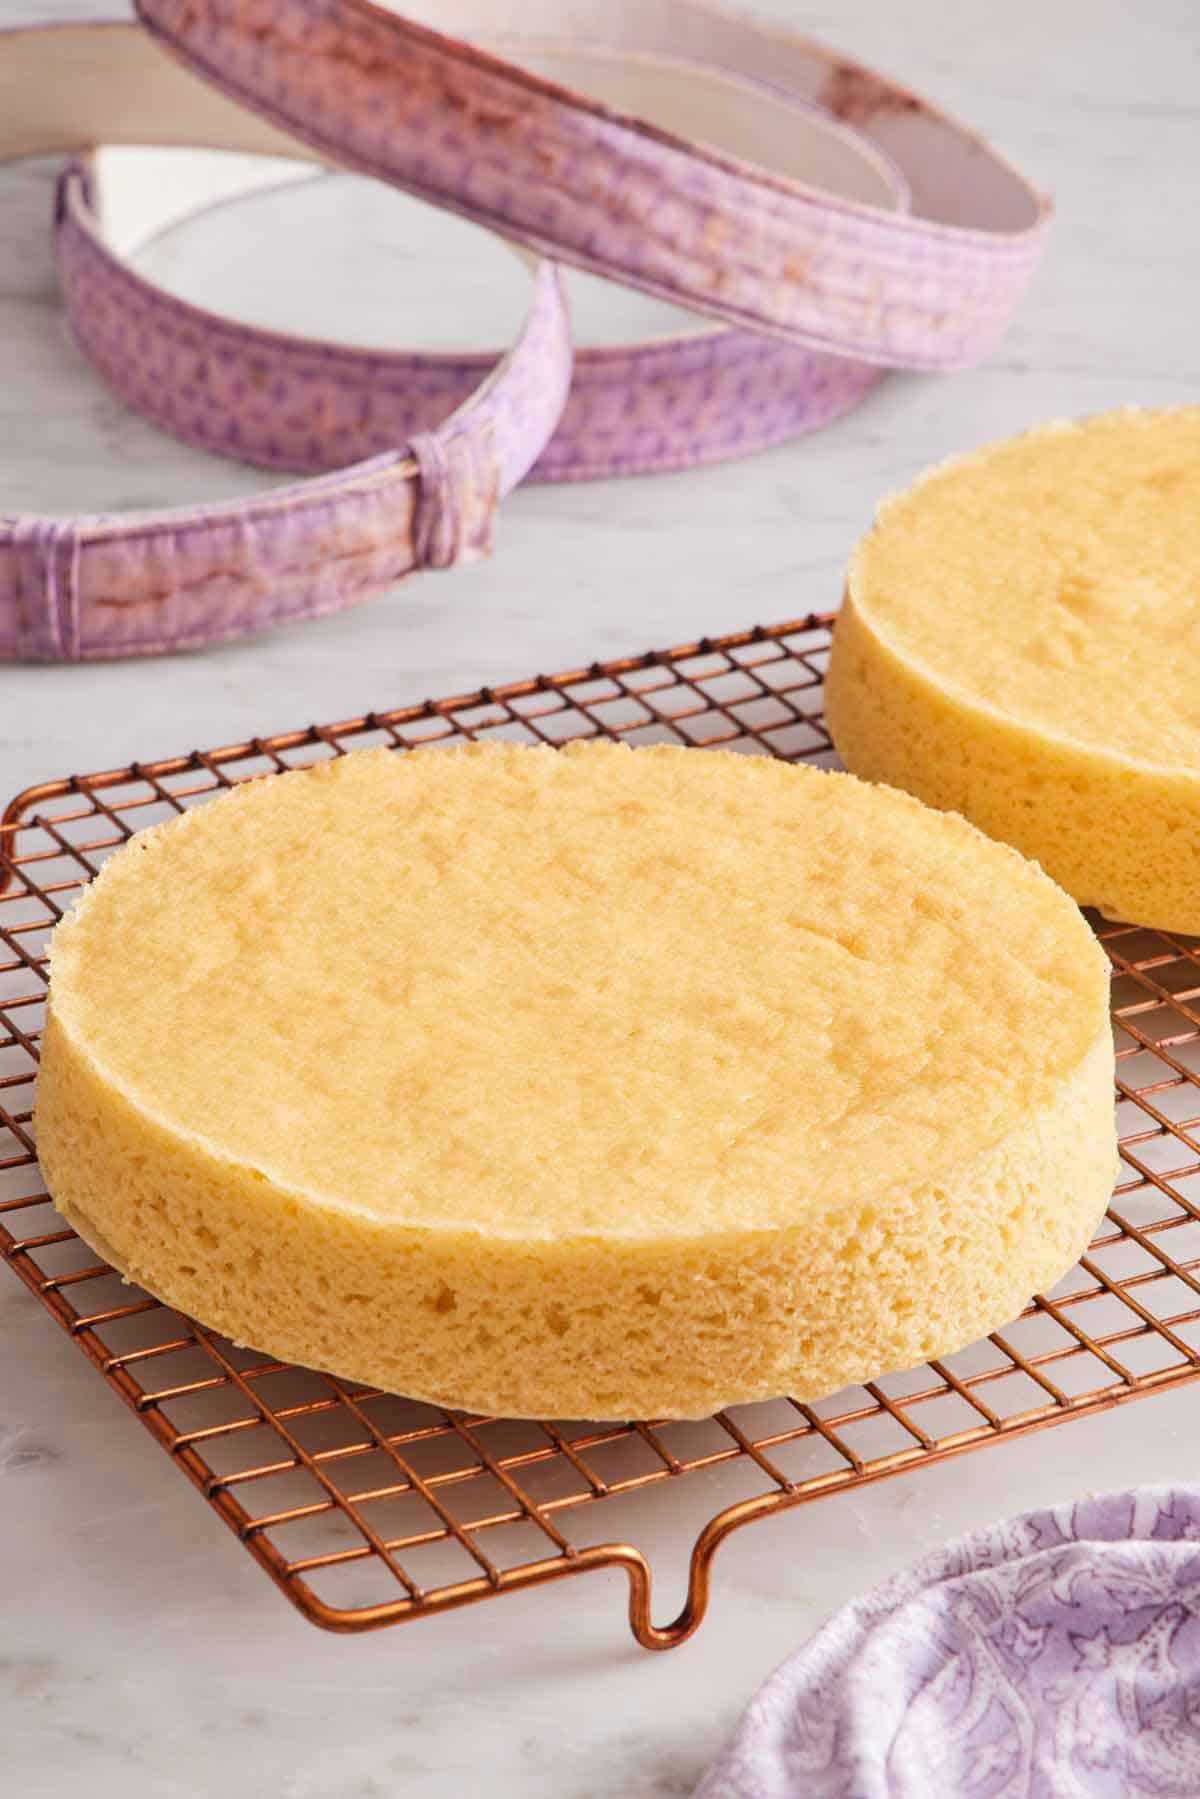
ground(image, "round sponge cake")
xmin=825 ymin=406 xmax=1200 ymax=933
xmin=36 ymin=743 xmax=1115 ymax=1420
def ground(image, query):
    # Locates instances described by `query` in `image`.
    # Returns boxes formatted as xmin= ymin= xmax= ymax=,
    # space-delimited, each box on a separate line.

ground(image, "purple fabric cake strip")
xmin=55 ymin=163 xmax=569 ymax=498
xmin=2 ymin=243 xmax=568 ymax=659
xmin=695 ymin=1487 xmax=1200 ymax=1799
xmin=56 ymin=147 xmax=887 ymax=485
xmin=0 ymin=22 xmax=572 ymax=660
xmin=136 ymin=0 xmax=1052 ymax=371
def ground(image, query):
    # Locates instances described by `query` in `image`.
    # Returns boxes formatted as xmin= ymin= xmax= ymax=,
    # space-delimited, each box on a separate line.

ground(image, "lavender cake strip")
xmin=136 ymin=0 xmax=1052 ymax=370
xmin=56 ymin=146 xmax=887 ymax=485
xmin=0 ymin=22 xmax=572 ymax=660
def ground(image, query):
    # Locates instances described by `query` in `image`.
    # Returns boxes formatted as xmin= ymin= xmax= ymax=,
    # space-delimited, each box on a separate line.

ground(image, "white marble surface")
xmin=3 ymin=2 xmax=1199 ymax=1794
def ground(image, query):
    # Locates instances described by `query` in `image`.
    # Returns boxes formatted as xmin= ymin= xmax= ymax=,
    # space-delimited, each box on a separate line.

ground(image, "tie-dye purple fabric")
xmin=696 ymin=1488 xmax=1200 ymax=1799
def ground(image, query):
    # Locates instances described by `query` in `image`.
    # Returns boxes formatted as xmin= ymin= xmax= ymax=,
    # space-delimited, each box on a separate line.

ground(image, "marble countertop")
xmin=4 ymin=2 xmax=1199 ymax=1793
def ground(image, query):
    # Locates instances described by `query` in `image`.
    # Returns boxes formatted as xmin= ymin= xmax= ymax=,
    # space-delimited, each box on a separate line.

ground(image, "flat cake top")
xmin=848 ymin=406 xmax=1200 ymax=770
xmin=47 ymin=743 xmax=1108 ymax=1238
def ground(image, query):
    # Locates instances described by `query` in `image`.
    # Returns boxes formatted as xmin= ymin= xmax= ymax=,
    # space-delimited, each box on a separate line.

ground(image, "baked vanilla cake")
xmin=826 ymin=405 xmax=1200 ymax=933
xmin=37 ymin=743 xmax=1115 ymax=1419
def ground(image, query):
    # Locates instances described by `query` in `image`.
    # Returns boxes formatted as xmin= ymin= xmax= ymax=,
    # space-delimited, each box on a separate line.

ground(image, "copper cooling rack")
xmin=3 ymin=614 xmax=1200 ymax=1651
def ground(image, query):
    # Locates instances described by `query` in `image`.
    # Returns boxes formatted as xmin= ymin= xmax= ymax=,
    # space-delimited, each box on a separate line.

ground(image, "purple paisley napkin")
xmin=696 ymin=1488 xmax=1200 ymax=1798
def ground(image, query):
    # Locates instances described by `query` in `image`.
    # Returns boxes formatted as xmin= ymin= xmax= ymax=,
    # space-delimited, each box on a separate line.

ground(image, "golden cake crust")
xmin=36 ymin=743 xmax=1115 ymax=1418
xmin=825 ymin=405 xmax=1200 ymax=931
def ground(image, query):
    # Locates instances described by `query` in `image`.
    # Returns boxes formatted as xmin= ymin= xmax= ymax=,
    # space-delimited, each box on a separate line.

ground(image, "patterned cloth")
xmin=696 ymin=1488 xmax=1200 ymax=1797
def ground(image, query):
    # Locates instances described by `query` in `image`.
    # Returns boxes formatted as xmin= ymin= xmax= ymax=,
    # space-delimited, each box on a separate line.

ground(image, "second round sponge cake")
xmin=826 ymin=406 xmax=1200 ymax=932
xmin=36 ymin=743 xmax=1115 ymax=1419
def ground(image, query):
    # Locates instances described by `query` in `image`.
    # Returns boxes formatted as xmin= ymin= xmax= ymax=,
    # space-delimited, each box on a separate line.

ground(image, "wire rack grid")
xmin=2 ymin=614 xmax=1200 ymax=1651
